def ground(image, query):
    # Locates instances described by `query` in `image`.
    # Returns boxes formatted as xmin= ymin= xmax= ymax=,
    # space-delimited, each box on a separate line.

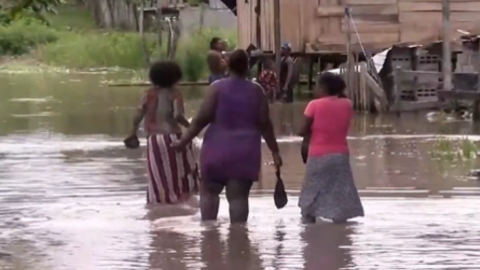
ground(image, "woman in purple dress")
xmin=172 ymin=49 xmax=282 ymax=223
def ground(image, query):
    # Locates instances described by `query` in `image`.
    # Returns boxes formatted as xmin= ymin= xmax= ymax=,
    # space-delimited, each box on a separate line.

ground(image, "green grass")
xmin=34 ymin=31 xmax=163 ymax=69
xmin=1 ymin=3 xmax=238 ymax=80
xmin=430 ymin=136 xmax=478 ymax=161
xmin=33 ymin=27 xmax=237 ymax=73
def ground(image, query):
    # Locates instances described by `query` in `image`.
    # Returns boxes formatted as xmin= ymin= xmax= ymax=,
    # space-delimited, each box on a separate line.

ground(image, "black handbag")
xmin=301 ymin=136 xmax=309 ymax=164
xmin=274 ymin=168 xmax=288 ymax=209
xmin=123 ymin=134 xmax=140 ymax=149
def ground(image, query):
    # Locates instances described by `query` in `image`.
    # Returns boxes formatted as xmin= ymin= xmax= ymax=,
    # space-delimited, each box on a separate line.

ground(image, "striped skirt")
xmin=146 ymin=134 xmax=200 ymax=204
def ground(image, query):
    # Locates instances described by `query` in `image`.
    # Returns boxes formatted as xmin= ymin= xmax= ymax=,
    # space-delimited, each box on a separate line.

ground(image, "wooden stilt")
xmin=273 ymin=0 xmax=281 ymax=95
xmin=308 ymin=57 xmax=314 ymax=97
xmin=474 ymin=45 xmax=480 ymax=121
xmin=344 ymin=8 xmax=352 ymax=100
xmin=139 ymin=3 xmax=150 ymax=66
xmin=442 ymin=0 xmax=452 ymax=92
xmin=156 ymin=1 xmax=164 ymax=47
xmin=394 ymin=66 xmax=402 ymax=115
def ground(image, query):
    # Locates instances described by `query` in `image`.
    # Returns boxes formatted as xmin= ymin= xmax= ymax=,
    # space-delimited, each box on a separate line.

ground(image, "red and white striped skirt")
xmin=146 ymin=134 xmax=199 ymax=204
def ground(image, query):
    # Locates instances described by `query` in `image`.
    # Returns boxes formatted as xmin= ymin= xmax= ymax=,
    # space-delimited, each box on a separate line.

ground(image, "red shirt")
xmin=304 ymin=96 xmax=352 ymax=156
xmin=258 ymin=70 xmax=278 ymax=94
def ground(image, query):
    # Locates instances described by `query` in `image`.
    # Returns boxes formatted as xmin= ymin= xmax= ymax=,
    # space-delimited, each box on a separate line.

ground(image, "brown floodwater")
xmin=1 ymin=71 xmax=480 ymax=270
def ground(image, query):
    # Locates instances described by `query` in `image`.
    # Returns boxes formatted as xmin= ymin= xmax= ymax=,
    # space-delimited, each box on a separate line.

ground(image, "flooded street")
xmin=2 ymin=71 xmax=480 ymax=269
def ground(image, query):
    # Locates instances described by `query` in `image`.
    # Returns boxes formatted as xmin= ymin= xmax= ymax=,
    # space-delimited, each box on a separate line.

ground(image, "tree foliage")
xmin=0 ymin=0 xmax=65 ymax=25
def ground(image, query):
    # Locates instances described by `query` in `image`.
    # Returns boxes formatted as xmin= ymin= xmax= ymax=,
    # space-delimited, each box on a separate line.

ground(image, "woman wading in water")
xmin=298 ymin=72 xmax=364 ymax=224
xmin=172 ymin=49 xmax=282 ymax=223
xmin=128 ymin=61 xmax=199 ymax=205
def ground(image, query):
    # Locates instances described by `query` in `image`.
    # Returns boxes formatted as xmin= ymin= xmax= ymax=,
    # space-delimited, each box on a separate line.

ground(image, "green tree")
xmin=0 ymin=0 xmax=65 ymax=25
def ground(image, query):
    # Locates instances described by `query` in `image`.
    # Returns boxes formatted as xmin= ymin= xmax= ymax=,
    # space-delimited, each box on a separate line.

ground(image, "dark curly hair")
xmin=210 ymin=37 xmax=221 ymax=50
xmin=149 ymin=61 xmax=183 ymax=88
xmin=317 ymin=72 xmax=346 ymax=97
xmin=228 ymin=49 xmax=249 ymax=77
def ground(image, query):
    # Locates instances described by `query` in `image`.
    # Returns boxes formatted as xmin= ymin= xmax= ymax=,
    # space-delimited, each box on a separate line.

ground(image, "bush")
xmin=0 ymin=20 xmax=238 ymax=80
xmin=35 ymin=31 xmax=163 ymax=69
xmin=0 ymin=20 xmax=58 ymax=56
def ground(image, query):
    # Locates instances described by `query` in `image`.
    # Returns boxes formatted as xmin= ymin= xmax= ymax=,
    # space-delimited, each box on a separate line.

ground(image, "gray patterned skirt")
xmin=298 ymin=154 xmax=364 ymax=221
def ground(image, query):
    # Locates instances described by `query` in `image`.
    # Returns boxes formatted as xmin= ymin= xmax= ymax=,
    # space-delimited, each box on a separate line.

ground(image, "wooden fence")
xmin=338 ymin=62 xmax=388 ymax=113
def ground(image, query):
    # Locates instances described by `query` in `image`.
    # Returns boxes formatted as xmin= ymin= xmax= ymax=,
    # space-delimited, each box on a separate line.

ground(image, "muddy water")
xmin=2 ymin=71 xmax=480 ymax=270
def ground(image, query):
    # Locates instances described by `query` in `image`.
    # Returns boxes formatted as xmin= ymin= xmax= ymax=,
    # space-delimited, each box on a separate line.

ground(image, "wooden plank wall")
xmin=248 ymin=0 xmax=257 ymax=48
xmin=314 ymin=0 xmax=401 ymax=51
xmin=236 ymin=0 xmax=259 ymax=49
xmin=279 ymin=0 xmax=302 ymax=52
xmin=237 ymin=0 xmax=480 ymax=53
xmin=399 ymin=0 xmax=480 ymax=44
xmin=236 ymin=0 xmax=250 ymax=49
xmin=261 ymin=0 xmax=274 ymax=51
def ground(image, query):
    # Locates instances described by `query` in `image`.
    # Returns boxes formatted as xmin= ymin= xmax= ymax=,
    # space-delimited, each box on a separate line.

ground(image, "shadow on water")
xmin=3 ymin=72 xmax=480 ymax=269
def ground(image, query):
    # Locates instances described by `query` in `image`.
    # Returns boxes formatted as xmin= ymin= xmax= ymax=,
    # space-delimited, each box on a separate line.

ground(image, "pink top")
xmin=304 ymin=96 xmax=352 ymax=157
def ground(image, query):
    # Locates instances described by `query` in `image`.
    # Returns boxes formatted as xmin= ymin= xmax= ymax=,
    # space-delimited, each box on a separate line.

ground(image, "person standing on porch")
xmin=258 ymin=59 xmax=279 ymax=102
xmin=280 ymin=43 xmax=294 ymax=103
xmin=207 ymin=37 xmax=227 ymax=84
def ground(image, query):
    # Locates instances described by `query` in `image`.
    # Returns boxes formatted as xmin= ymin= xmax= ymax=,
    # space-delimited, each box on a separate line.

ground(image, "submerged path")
xmin=1 ymin=135 xmax=480 ymax=270
xmin=2 ymin=72 xmax=480 ymax=269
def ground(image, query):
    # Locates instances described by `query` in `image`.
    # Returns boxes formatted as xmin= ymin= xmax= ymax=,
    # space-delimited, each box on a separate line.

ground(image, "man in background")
xmin=207 ymin=37 xmax=227 ymax=84
xmin=279 ymin=43 xmax=294 ymax=103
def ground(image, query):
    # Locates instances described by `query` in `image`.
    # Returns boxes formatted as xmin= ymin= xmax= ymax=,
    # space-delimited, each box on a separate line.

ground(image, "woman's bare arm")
xmin=131 ymin=108 xmax=145 ymax=135
xmin=131 ymin=94 xmax=147 ymax=135
xmin=175 ymin=85 xmax=218 ymax=147
xmin=299 ymin=116 xmax=313 ymax=163
xmin=173 ymin=88 xmax=190 ymax=128
xmin=298 ymin=116 xmax=313 ymax=138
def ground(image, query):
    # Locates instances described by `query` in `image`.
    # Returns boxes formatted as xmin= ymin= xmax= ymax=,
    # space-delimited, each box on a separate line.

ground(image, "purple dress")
xmin=200 ymin=78 xmax=262 ymax=182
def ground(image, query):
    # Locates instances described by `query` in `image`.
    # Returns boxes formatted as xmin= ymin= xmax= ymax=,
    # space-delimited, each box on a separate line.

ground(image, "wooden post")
xmin=139 ymin=4 xmax=144 ymax=34
xmin=157 ymin=0 xmax=164 ymax=47
xmin=308 ymin=57 xmax=314 ymax=97
xmin=256 ymin=0 xmax=262 ymax=50
xmin=442 ymin=0 xmax=452 ymax=92
xmin=394 ymin=66 xmax=402 ymax=115
xmin=138 ymin=3 xmax=150 ymax=66
xmin=273 ymin=0 xmax=281 ymax=95
xmin=200 ymin=2 xmax=206 ymax=28
xmin=344 ymin=8 xmax=352 ymax=99
xmin=360 ymin=61 xmax=368 ymax=112
xmin=474 ymin=44 xmax=480 ymax=121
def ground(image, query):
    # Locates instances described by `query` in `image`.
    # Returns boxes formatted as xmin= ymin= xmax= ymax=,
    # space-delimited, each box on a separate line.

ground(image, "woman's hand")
xmin=124 ymin=133 xmax=140 ymax=149
xmin=170 ymin=139 xmax=187 ymax=150
xmin=272 ymin=151 xmax=283 ymax=168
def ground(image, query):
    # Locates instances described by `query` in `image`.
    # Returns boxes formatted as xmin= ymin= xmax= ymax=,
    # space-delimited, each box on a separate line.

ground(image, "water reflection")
xmin=302 ymin=223 xmax=353 ymax=270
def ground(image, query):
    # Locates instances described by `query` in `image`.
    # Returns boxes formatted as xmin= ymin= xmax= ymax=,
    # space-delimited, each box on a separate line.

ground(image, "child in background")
xmin=258 ymin=59 xmax=278 ymax=102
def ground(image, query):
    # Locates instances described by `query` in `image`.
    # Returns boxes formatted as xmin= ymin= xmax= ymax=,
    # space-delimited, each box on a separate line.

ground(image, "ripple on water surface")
xmin=1 ymin=130 xmax=480 ymax=269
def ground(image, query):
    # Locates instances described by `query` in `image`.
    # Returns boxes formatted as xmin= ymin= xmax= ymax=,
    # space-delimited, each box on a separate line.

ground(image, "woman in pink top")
xmin=298 ymin=72 xmax=364 ymax=224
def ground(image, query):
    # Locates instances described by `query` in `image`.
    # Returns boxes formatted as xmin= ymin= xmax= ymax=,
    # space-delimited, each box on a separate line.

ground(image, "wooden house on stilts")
xmin=228 ymin=0 xmax=480 ymax=113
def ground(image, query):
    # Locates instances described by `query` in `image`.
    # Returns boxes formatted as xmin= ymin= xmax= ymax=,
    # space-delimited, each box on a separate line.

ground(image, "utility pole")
xmin=273 ymin=0 xmax=281 ymax=94
xmin=442 ymin=0 xmax=452 ymax=91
